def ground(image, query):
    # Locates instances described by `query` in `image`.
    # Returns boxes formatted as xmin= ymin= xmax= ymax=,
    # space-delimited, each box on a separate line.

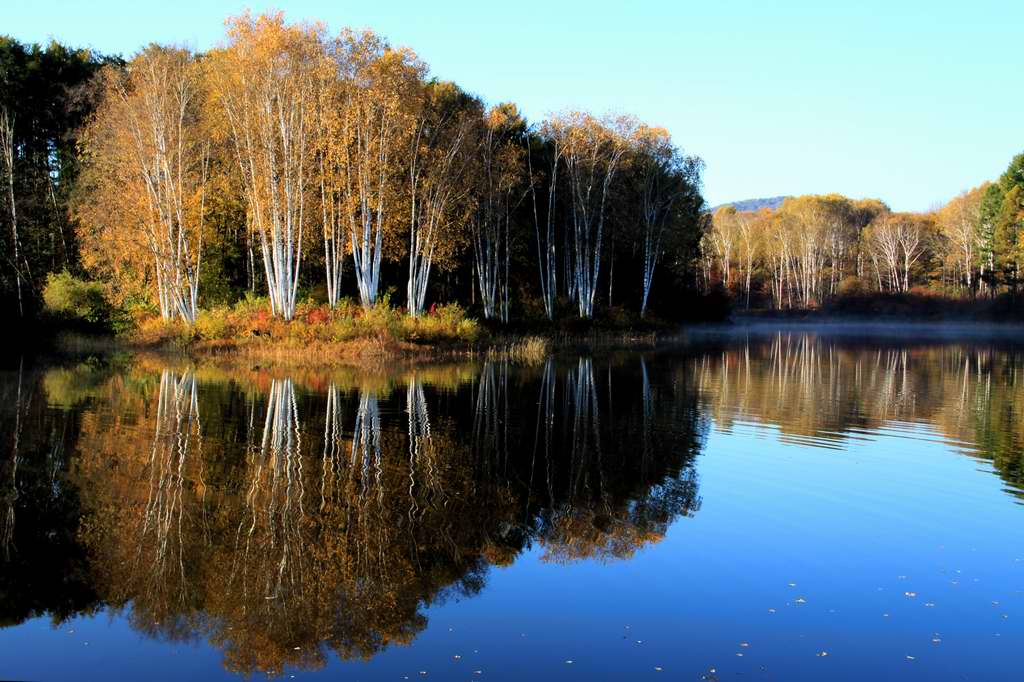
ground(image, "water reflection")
xmin=0 ymin=356 xmax=703 ymax=675
xmin=1 ymin=334 xmax=1022 ymax=677
xmin=692 ymin=332 xmax=1024 ymax=496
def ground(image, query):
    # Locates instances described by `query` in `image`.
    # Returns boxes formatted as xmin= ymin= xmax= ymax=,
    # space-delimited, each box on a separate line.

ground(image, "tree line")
xmin=705 ymin=153 xmax=1024 ymax=309
xmin=0 ymin=12 xmax=707 ymax=328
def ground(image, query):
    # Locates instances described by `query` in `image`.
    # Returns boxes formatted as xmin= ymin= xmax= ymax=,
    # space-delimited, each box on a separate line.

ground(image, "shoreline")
xmin=719 ymin=315 xmax=1024 ymax=338
xmin=50 ymin=327 xmax=668 ymax=370
xmin=45 ymin=315 xmax=1024 ymax=373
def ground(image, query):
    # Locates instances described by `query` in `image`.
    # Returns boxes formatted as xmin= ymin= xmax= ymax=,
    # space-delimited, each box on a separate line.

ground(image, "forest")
xmin=705 ymin=157 xmax=1024 ymax=315
xmin=0 ymin=13 xmax=707 ymax=344
xmin=1 ymin=11 xmax=1021 ymax=351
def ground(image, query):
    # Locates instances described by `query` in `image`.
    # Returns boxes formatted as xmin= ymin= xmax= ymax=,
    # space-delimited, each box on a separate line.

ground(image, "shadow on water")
xmin=1 ymin=330 xmax=1022 ymax=676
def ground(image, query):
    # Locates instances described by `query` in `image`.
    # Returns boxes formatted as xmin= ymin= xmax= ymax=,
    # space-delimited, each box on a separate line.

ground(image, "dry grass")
xmin=490 ymin=335 xmax=550 ymax=365
xmin=54 ymin=296 xmax=684 ymax=370
xmin=125 ymin=297 xmax=484 ymax=366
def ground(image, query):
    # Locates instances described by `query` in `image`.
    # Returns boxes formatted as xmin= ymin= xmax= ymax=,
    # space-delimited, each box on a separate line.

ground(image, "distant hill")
xmin=712 ymin=196 xmax=789 ymax=213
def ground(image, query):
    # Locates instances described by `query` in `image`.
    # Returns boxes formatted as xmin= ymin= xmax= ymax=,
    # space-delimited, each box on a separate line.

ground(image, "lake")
xmin=1 ymin=329 xmax=1022 ymax=680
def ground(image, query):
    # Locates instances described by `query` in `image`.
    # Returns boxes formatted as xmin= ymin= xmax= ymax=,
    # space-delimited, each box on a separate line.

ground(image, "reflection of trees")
xmin=11 ymin=356 xmax=707 ymax=676
xmin=7 ymin=340 xmax=1023 ymax=675
xmin=140 ymin=370 xmax=202 ymax=602
xmin=0 ymin=363 xmax=97 ymax=628
xmin=1 ymin=361 xmax=23 ymax=560
xmin=695 ymin=334 xmax=1024 ymax=495
xmin=535 ymin=356 xmax=702 ymax=563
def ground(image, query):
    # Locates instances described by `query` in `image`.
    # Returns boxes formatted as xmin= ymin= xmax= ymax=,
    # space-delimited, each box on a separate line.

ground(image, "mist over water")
xmin=1 ymin=331 xmax=1022 ymax=680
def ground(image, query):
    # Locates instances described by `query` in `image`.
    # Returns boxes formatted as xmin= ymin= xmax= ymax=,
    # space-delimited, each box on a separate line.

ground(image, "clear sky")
xmin=5 ymin=0 xmax=1021 ymax=210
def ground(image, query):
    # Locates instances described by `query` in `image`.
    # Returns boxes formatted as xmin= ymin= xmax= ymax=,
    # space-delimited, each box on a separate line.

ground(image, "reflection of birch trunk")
xmin=406 ymin=374 xmax=437 ymax=515
xmin=473 ymin=359 xmax=509 ymax=473
xmin=640 ymin=356 xmax=653 ymax=478
xmin=1 ymin=359 xmax=23 ymax=559
xmin=565 ymin=357 xmax=603 ymax=505
xmin=350 ymin=385 xmax=387 ymax=582
xmin=533 ymin=358 xmax=556 ymax=510
xmin=321 ymin=382 xmax=344 ymax=510
xmin=351 ymin=388 xmax=382 ymax=502
xmin=240 ymin=378 xmax=307 ymax=602
xmin=266 ymin=379 xmax=305 ymax=599
xmin=138 ymin=370 xmax=201 ymax=599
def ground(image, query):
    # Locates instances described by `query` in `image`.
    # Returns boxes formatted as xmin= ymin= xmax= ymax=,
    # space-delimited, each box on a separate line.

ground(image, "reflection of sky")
xmin=4 ymin=414 xmax=1021 ymax=681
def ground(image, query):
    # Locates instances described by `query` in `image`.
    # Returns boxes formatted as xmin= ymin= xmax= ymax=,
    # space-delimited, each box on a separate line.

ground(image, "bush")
xmin=43 ymin=271 xmax=114 ymax=327
xmin=195 ymin=307 xmax=235 ymax=340
xmin=837 ymin=276 xmax=865 ymax=296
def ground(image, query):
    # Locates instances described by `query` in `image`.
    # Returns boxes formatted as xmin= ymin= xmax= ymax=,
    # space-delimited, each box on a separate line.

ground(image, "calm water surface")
xmin=1 ymin=330 xmax=1022 ymax=680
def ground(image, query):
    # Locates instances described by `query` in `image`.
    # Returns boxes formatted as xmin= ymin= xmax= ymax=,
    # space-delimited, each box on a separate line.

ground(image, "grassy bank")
xmin=45 ymin=295 xmax=682 ymax=369
xmin=126 ymin=298 xmax=487 ymax=365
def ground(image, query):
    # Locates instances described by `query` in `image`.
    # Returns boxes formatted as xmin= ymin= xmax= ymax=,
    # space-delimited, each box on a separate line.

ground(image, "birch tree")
xmin=542 ymin=112 xmax=631 ymax=318
xmin=77 ymin=46 xmax=209 ymax=322
xmin=208 ymin=13 xmax=329 ymax=320
xmin=630 ymin=125 xmax=702 ymax=317
xmin=471 ymin=103 xmax=526 ymax=322
xmin=865 ymin=213 xmax=932 ymax=292
xmin=330 ymin=30 xmax=422 ymax=308
xmin=406 ymin=81 xmax=478 ymax=316
xmin=709 ymin=207 xmax=739 ymax=289
xmin=735 ymin=210 xmax=761 ymax=309
xmin=938 ymin=186 xmax=985 ymax=294
xmin=316 ymin=80 xmax=348 ymax=308
xmin=528 ymin=130 xmax=559 ymax=319
xmin=763 ymin=211 xmax=793 ymax=308
xmin=0 ymin=108 xmax=21 ymax=317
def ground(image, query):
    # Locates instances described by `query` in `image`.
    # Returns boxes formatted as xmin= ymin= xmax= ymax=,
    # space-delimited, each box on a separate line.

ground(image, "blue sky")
xmin=5 ymin=0 xmax=1021 ymax=210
